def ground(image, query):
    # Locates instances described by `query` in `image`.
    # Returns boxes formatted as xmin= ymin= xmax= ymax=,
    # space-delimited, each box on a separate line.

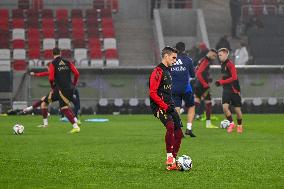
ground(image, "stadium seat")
xmin=73 ymin=39 xmax=86 ymax=48
xmin=72 ymin=29 xmax=85 ymax=40
xmin=12 ymin=9 xmax=24 ymax=19
xmin=0 ymin=9 xmax=9 ymax=19
xmin=28 ymin=39 xmax=40 ymax=49
xmin=86 ymin=9 xmax=98 ymax=18
xmin=26 ymin=9 xmax=39 ymax=19
xmin=87 ymin=29 xmax=100 ymax=38
xmin=103 ymin=38 xmax=117 ymax=49
xmin=18 ymin=0 xmax=29 ymax=9
xmin=56 ymin=9 xmax=68 ymax=21
xmin=43 ymin=38 xmax=56 ymax=50
xmin=90 ymin=48 xmax=103 ymax=67
xmin=101 ymin=18 xmax=114 ymax=28
xmin=42 ymin=28 xmax=55 ymax=38
xmin=71 ymin=9 xmax=83 ymax=18
xmin=86 ymin=18 xmax=100 ymax=27
xmin=99 ymin=8 xmax=112 ymax=18
xmin=13 ymin=60 xmax=27 ymax=71
xmin=102 ymin=27 xmax=115 ymax=38
xmin=105 ymin=49 xmax=119 ymax=66
xmin=28 ymin=48 xmax=41 ymax=67
xmin=13 ymin=49 xmax=26 ymax=60
xmin=93 ymin=0 xmax=107 ymax=9
xmin=0 ymin=49 xmax=11 ymax=71
xmin=42 ymin=18 xmax=55 ymax=29
xmin=42 ymin=9 xmax=53 ymax=18
xmin=12 ymin=28 xmax=25 ymax=40
xmin=89 ymin=38 xmax=101 ymax=48
xmin=12 ymin=19 xmax=25 ymax=28
xmin=58 ymin=38 xmax=71 ymax=49
xmin=43 ymin=49 xmax=53 ymax=65
xmin=27 ymin=18 xmax=39 ymax=28
xmin=12 ymin=39 xmax=25 ymax=49
xmin=74 ymin=48 xmax=88 ymax=66
xmin=61 ymin=49 xmax=73 ymax=59
xmin=0 ymin=17 xmax=8 ymax=30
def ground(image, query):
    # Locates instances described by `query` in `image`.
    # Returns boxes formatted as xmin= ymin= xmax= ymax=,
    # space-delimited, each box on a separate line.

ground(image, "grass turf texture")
xmin=0 ymin=114 xmax=283 ymax=189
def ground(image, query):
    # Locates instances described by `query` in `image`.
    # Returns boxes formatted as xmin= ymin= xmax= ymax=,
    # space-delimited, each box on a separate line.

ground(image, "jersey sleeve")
xmin=70 ymin=62 xmax=80 ymax=86
xmin=219 ymin=62 xmax=238 ymax=85
xmin=188 ymin=58 xmax=195 ymax=78
xmin=149 ymin=67 xmax=169 ymax=111
xmin=34 ymin=71 xmax=49 ymax=77
xmin=48 ymin=63 xmax=55 ymax=88
xmin=196 ymin=59 xmax=209 ymax=88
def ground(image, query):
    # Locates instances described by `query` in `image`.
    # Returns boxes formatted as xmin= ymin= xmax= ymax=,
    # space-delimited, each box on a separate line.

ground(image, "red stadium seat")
xmin=88 ymin=38 xmax=101 ymax=48
xmin=93 ymin=0 xmax=107 ymax=9
xmin=13 ymin=60 xmax=27 ymax=71
xmin=0 ymin=39 xmax=10 ymax=48
xmin=86 ymin=9 xmax=98 ymax=18
xmin=27 ymin=18 xmax=39 ymax=28
xmin=102 ymin=27 xmax=115 ymax=38
xmin=12 ymin=39 xmax=25 ymax=48
xmin=71 ymin=9 xmax=83 ymax=18
xmin=43 ymin=50 xmax=53 ymax=59
xmin=99 ymin=8 xmax=112 ymax=17
xmin=56 ymin=9 xmax=68 ymax=21
xmin=73 ymin=39 xmax=86 ymax=48
xmin=102 ymin=18 xmax=114 ymax=28
xmin=42 ymin=9 xmax=53 ymax=18
xmin=105 ymin=48 xmax=118 ymax=59
xmin=12 ymin=19 xmax=25 ymax=28
xmin=43 ymin=28 xmax=55 ymax=38
xmin=28 ymin=38 xmax=40 ymax=49
xmin=0 ymin=18 xmax=9 ymax=30
xmin=89 ymin=48 xmax=103 ymax=59
xmin=18 ymin=0 xmax=29 ymax=9
xmin=12 ymin=9 xmax=24 ymax=19
xmin=0 ymin=9 xmax=9 ymax=19
xmin=61 ymin=49 xmax=73 ymax=59
xmin=86 ymin=18 xmax=100 ymax=28
xmin=28 ymin=48 xmax=40 ymax=59
xmin=42 ymin=18 xmax=55 ymax=29
xmin=26 ymin=9 xmax=39 ymax=19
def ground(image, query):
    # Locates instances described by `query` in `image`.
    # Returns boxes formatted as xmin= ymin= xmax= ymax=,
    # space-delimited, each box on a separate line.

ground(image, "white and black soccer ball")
xmin=220 ymin=119 xmax=230 ymax=129
xmin=13 ymin=124 xmax=24 ymax=135
xmin=176 ymin=155 xmax=192 ymax=171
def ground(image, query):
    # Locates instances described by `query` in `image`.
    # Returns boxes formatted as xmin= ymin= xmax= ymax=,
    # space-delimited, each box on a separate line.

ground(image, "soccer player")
xmin=171 ymin=42 xmax=196 ymax=137
xmin=48 ymin=47 xmax=80 ymax=133
xmin=215 ymin=48 xmax=243 ymax=133
xmin=149 ymin=46 xmax=184 ymax=170
xmin=194 ymin=49 xmax=218 ymax=128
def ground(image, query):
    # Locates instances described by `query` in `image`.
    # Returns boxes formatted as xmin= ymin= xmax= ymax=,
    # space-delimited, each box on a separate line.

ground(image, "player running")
xmin=149 ymin=46 xmax=184 ymax=170
xmin=215 ymin=48 xmax=243 ymax=133
xmin=171 ymin=42 xmax=196 ymax=137
xmin=48 ymin=47 xmax=80 ymax=133
xmin=194 ymin=49 xmax=218 ymax=128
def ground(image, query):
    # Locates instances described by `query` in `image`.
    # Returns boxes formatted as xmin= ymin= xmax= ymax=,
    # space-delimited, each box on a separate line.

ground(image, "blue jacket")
xmin=171 ymin=53 xmax=195 ymax=94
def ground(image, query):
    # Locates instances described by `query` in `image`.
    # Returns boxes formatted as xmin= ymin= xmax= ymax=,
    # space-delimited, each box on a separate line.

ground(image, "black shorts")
xmin=194 ymin=87 xmax=211 ymax=100
xmin=222 ymin=92 xmax=242 ymax=107
xmin=43 ymin=89 xmax=59 ymax=104
xmin=172 ymin=92 xmax=194 ymax=108
xmin=152 ymin=108 xmax=183 ymax=130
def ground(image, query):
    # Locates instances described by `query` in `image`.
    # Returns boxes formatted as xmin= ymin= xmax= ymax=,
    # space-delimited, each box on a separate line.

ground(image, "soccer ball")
xmin=13 ymin=124 xmax=24 ymax=135
xmin=176 ymin=155 xmax=192 ymax=171
xmin=220 ymin=119 xmax=230 ymax=129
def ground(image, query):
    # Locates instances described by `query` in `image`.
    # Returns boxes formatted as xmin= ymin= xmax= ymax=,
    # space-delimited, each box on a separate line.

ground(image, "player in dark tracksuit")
xmin=48 ymin=47 xmax=81 ymax=133
xmin=215 ymin=48 xmax=243 ymax=133
xmin=171 ymin=42 xmax=196 ymax=137
xmin=149 ymin=46 xmax=183 ymax=171
xmin=195 ymin=49 xmax=218 ymax=128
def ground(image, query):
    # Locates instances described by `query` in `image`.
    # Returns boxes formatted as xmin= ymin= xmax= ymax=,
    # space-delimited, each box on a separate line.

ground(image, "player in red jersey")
xmin=149 ymin=46 xmax=184 ymax=170
xmin=215 ymin=48 xmax=243 ymax=133
xmin=48 ymin=47 xmax=80 ymax=133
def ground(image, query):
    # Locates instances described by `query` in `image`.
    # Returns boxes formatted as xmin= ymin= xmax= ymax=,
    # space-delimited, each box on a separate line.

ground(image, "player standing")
xmin=171 ymin=42 xmax=196 ymax=137
xmin=194 ymin=49 xmax=218 ymax=128
xmin=149 ymin=46 xmax=183 ymax=170
xmin=48 ymin=47 xmax=80 ymax=133
xmin=215 ymin=48 xmax=243 ymax=133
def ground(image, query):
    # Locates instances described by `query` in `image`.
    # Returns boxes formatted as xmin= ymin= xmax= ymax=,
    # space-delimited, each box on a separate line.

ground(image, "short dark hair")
xmin=175 ymin=42 xmax=185 ymax=53
xmin=161 ymin=46 xmax=177 ymax=58
xmin=52 ymin=47 xmax=61 ymax=56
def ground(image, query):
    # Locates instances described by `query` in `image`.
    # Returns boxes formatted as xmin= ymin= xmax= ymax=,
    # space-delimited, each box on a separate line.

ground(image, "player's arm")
xmin=196 ymin=59 xmax=209 ymax=88
xmin=33 ymin=71 xmax=49 ymax=77
xmin=149 ymin=67 xmax=168 ymax=111
xmin=48 ymin=63 xmax=55 ymax=89
xmin=217 ymin=62 xmax=238 ymax=85
xmin=70 ymin=63 xmax=80 ymax=86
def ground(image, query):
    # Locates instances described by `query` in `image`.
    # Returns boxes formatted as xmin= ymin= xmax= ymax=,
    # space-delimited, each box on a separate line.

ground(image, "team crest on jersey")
xmin=59 ymin=60 xmax=65 ymax=65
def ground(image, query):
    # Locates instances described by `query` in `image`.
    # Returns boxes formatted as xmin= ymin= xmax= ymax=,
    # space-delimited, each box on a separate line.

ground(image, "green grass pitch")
xmin=0 ymin=114 xmax=283 ymax=189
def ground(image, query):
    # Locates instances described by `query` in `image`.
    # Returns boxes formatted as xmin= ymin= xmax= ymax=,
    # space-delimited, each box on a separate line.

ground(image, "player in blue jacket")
xmin=171 ymin=42 xmax=196 ymax=137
